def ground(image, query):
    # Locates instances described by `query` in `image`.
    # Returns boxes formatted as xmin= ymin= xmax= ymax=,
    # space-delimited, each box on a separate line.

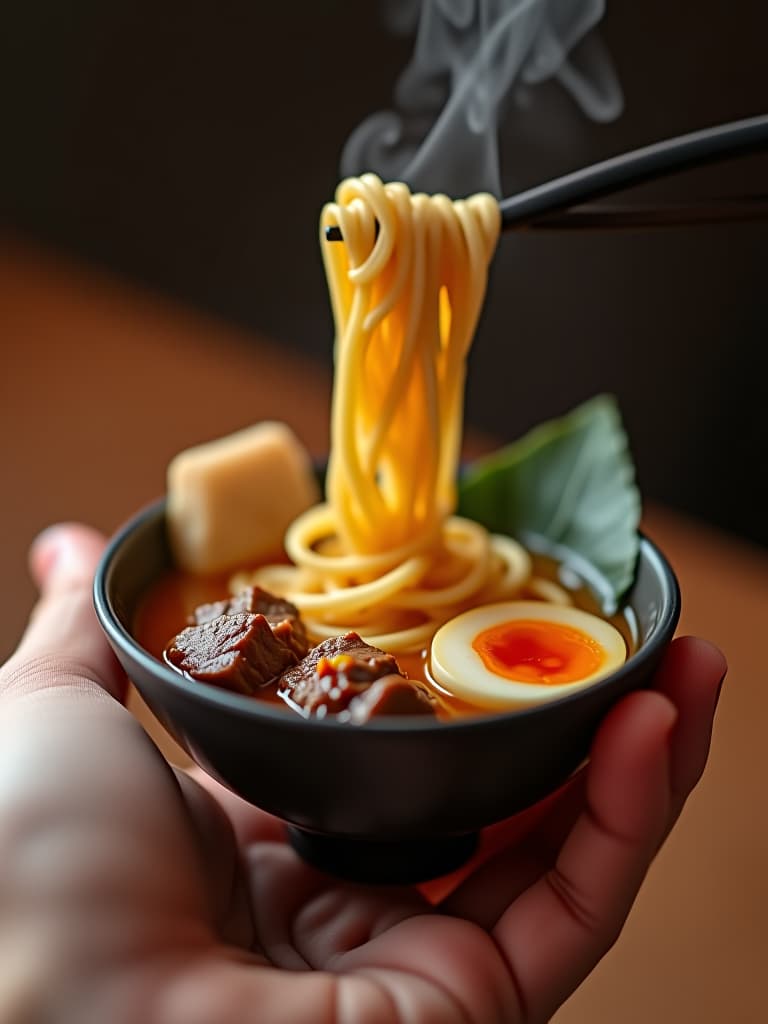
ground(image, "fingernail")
xmin=30 ymin=525 xmax=77 ymax=586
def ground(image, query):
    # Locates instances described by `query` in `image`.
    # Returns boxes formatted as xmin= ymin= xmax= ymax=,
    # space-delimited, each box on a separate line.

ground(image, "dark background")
xmin=1 ymin=1 xmax=766 ymax=543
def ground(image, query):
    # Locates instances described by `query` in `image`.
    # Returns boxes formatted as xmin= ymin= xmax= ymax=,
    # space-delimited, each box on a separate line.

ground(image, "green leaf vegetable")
xmin=458 ymin=395 xmax=641 ymax=606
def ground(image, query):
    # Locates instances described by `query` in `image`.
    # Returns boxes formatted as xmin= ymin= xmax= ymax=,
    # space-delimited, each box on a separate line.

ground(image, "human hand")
xmin=0 ymin=524 xmax=726 ymax=1024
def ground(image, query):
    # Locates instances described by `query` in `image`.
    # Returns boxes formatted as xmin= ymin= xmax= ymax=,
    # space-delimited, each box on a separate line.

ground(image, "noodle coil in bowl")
xmin=94 ymin=177 xmax=680 ymax=882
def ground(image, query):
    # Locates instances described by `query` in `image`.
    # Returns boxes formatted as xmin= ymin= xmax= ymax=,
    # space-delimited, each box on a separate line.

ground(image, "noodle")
xmin=233 ymin=174 xmax=560 ymax=651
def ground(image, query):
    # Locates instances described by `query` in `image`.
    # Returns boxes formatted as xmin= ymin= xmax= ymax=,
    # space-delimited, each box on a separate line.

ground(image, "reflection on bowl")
xmin=94 ymin=499 xmax=680 ymax=883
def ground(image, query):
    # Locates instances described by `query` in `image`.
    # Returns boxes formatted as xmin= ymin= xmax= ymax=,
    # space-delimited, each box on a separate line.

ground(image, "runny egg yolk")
xmin=430 ymin=601 xmax=627 ymax=710
xmin=472 ymin=619 xmax=604 ymax=686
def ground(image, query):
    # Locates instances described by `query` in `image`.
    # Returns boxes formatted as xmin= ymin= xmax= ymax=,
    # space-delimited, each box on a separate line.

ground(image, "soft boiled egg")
xmin=430 ymin=601 xmax=627 ymax=710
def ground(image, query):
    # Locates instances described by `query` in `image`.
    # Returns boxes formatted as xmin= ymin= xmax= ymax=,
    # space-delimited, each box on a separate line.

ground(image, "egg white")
xmin=430 ymin=601 xmax=627 ymax=710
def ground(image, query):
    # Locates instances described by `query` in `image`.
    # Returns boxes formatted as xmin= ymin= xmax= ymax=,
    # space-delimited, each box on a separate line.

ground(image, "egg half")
xmin=430 ymin=601 xmax=627 ymax=710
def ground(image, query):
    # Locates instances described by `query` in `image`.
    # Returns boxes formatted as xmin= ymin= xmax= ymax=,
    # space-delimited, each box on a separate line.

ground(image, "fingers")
xmin=491 ymin=690 xmax=677 ymax=1022
xmin=0 ymin=524 xmax=126 ymax=701
xmin=184 ymin=769 xmax=431 ymax=973
xmin=438 ymin=773 xmax=587 ymax=925
xmin=652 ymin=635 xmax=727 ymax=816
xmin=154 ymin=960 xmax=337 ymax=1024
xmin=441 ymin=634 xmax=726 ymax=1019
xmin=173 ymin=769 xmax=256 ymax=950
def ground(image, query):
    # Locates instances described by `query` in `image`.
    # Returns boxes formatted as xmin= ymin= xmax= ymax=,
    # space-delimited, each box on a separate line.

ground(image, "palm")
xmin=0 ymin=525 xmax=724 ymax=1024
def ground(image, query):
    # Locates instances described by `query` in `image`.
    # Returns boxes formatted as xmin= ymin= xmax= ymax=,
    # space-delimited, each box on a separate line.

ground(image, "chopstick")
xmin=324 ymin=113 xmax=768 ymax=240
xmin=500 ymin=114 xmax=768 ymax=229
xmin=521 ymin=196 xmax=768 ymax=230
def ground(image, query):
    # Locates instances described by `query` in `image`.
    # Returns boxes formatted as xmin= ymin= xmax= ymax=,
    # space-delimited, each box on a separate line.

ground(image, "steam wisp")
xmin=341 ymin=0 xmax=623 ymax=198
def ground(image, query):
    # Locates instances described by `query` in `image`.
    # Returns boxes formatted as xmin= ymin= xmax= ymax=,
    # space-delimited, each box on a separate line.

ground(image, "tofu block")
xmin=167 ymin=422 xmax=320 ymax=574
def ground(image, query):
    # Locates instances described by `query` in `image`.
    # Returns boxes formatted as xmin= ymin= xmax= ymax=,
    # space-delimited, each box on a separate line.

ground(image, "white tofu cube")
xmin=166 ymin=422 xmax=319 ymax=574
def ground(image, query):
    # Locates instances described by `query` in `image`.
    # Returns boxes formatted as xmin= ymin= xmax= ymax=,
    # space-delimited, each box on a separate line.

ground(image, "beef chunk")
xmin=165 ymin=612 xmax=299 ymax=694
xmin=192 ymin=586 xmax=308 ymax=659
xmin=287 ymin=669 xmax=364 ymax=717
xmin=278 ymin=632 xmax=405 ymax=717
xmin=267 ymin=617 xmax=309 ymax=661
xmin=193 ymin=586 xmax=298 ymax=625
xmin=343 ymin=676 xmax=436 ymax=723
xmin=192 ymin=596 xmax=233 ymax=625
xmin=280 ymin=633 xmax=399 ymax=691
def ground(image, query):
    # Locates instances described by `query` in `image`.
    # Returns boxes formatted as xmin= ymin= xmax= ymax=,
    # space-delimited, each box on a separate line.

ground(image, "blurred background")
xmin=1 ymin=4 xmax=767 ymax=1023
xmin=2 ymin=0 xmax=766 ymax=537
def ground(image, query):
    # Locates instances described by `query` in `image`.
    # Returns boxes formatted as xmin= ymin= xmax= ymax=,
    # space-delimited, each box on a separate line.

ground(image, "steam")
xmin=341 ymin=0 xmax=623 ymax=197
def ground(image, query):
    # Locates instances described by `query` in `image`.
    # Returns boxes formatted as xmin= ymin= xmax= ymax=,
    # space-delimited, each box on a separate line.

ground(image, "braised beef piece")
xmin=278 ymin=632 xmax=435 ymax=721
xmin=192 ymin=586 xmax=308 ymax=659
xmin=280 ymin=632 xmax=400 ymax=691
xmin=165 ymin=612 xmax=299 ymax=695
xmin=194 ymin=586 xmax=297 ymax=625
xmin=342 ymin=675 xmax=435 ymax=723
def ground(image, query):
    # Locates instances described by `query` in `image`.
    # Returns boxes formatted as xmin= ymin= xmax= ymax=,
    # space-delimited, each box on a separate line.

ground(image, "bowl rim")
xmin=94 ymin=498 xmax=681 ymax=735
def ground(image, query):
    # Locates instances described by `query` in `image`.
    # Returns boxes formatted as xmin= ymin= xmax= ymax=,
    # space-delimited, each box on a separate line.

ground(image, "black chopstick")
xmin=324 ymin=114 xmax=768 ymax=240
xmin=501 ymin=113 xmax=768 ymax=228
xmin=522 ymin=196 xmax=768 ymax=231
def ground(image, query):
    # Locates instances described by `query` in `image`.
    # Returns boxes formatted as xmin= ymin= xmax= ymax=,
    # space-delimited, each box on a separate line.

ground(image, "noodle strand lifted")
xmin=232 ymin=175 xmax=564 ymax=651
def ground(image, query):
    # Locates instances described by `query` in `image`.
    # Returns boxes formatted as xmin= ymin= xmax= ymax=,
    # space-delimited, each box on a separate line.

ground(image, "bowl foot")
xmin=287 ymin=827 xmax=479 ymax=884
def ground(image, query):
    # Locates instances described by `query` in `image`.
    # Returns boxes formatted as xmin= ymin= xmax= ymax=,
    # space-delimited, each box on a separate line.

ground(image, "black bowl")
xmin=94 ymin=500 xmax=680 ymax=883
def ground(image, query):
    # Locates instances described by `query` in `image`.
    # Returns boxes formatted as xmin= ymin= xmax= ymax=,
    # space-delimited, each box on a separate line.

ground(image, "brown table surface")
xmin=2 ymin=237 xmax=766 ymax=1023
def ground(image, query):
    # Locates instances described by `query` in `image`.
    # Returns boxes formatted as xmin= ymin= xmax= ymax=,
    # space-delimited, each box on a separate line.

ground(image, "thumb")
xmin=1 ymin=524 xmax=126 ymax=701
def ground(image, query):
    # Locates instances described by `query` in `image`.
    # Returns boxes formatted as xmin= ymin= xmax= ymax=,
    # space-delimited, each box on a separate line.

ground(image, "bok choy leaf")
xmin=457 ymin=395 xmax=641 ymax=604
